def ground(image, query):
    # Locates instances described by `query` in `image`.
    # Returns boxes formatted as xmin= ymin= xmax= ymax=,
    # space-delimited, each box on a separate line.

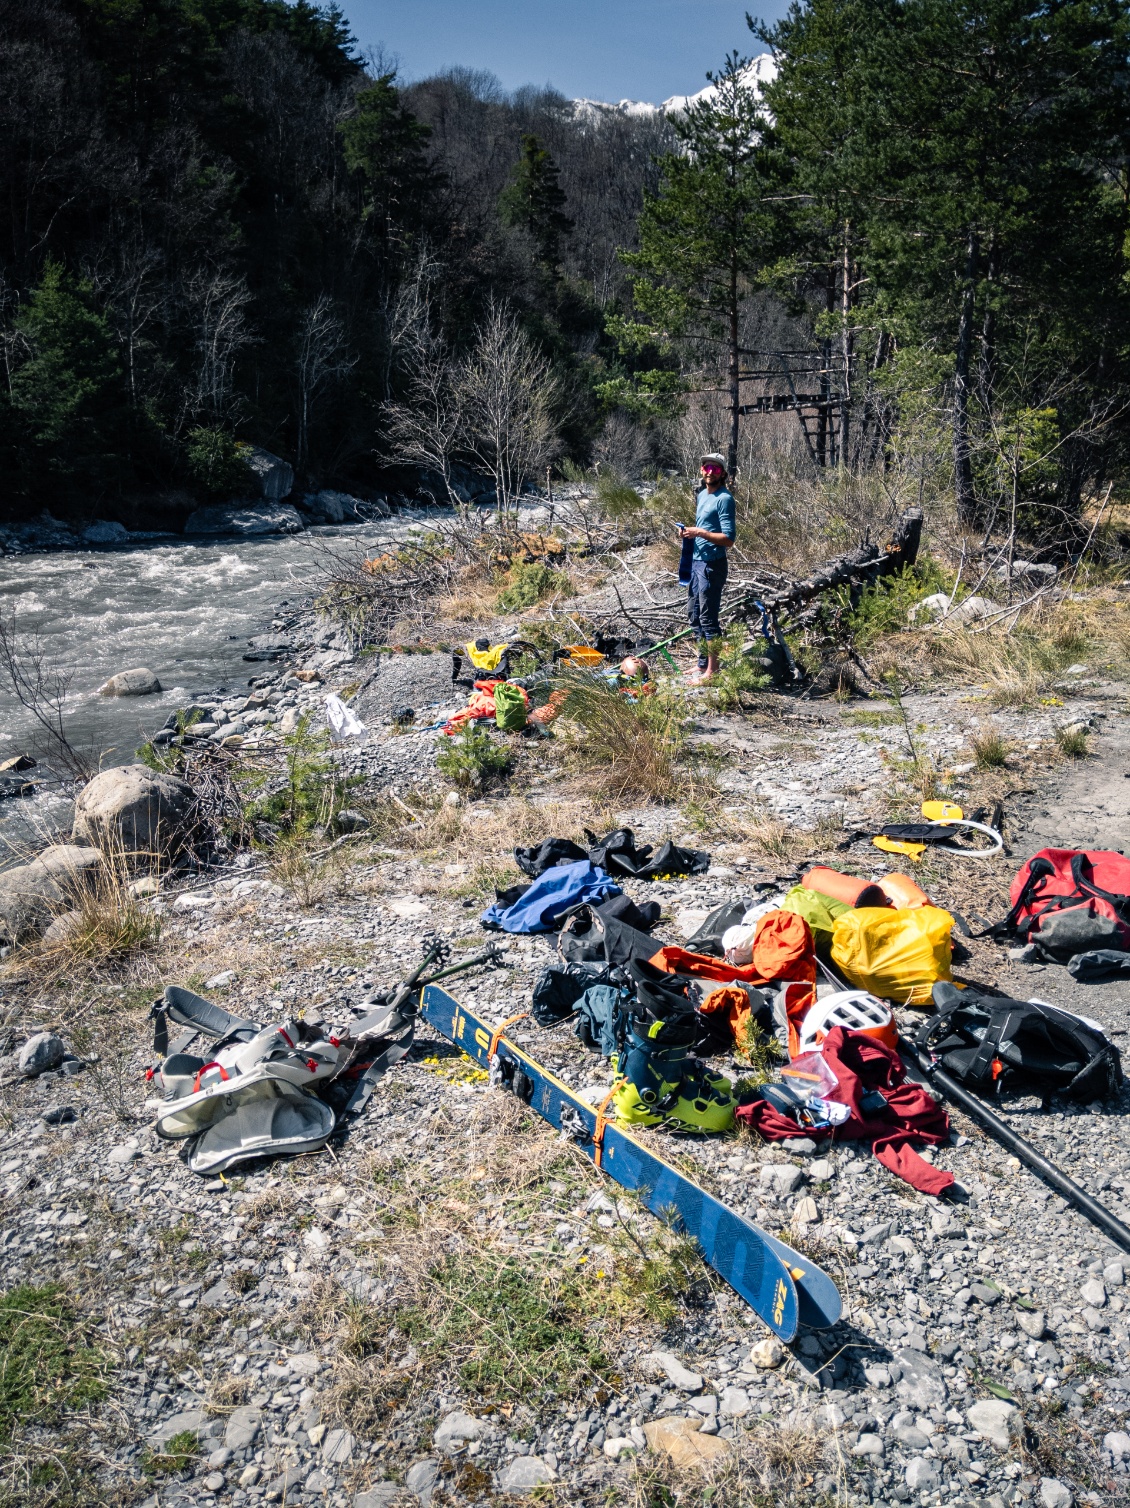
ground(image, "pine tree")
xmin=498 ymin=134 xmax=574 ymax=269
xmin=339 ymin=75 xmax=438 ymax=249
xmin=10 ymin=260 xmax=127 ymax=492
xmin=612 ymin=54 xmax=780 ymax=476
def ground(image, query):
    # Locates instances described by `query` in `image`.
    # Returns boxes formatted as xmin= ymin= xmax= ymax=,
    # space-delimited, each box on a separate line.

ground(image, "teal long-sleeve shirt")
xmin=694 ymin=486 xmax=736 ymax=561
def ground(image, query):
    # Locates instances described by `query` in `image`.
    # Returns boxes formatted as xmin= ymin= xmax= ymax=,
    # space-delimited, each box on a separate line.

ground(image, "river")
xmin=0 ymin=520 xmax=406 ymax=855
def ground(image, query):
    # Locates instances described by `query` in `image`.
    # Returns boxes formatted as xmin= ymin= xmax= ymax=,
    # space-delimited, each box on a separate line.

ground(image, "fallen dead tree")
xmin=592 ymin=507 xmax=924 ymax=681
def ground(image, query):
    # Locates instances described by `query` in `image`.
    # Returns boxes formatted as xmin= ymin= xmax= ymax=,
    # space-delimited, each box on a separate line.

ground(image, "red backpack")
xmin=999 ymin=849 xmax=1130 ymax=958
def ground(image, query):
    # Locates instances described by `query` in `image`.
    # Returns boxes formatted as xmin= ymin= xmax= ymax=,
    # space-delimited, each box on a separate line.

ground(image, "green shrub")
xmin=142 ymin=1429 xmax=199 ymax=1477
xmin=709 ymin=626 xmax=772 ymax=712
xmin=496 ymin=561 xmax=572 ymax=611
xmin=435 ymin=726 xmax=512 ymax=791
xmin=184 ymin=426 xmax=254 ymax=500
xmin=241 ymin=714 xmax=359 ymax=838
xmin=0 ymin=1284 xmax=108 ymax=1440
xmin=834 ymin=562 xmax=951 ymax=649
xmin=594 ymin=471 xmax=645 ymax=517
xmin=1054 ymin=724 xmax=1089 ymax=758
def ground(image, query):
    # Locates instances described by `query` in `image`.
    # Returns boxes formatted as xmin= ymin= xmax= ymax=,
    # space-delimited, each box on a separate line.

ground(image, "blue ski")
xmin=419 ymin=984 xmax=842 ymax=1342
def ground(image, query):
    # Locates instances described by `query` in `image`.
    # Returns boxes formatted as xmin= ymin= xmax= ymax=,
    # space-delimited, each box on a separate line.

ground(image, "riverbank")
xmin=2 ymin=523 xmax=1130 ymax=1508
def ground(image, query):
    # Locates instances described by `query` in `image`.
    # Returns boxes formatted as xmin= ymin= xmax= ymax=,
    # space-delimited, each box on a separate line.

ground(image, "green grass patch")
xmin=834 ymin=561 xmax=950 ymax=649
xmin=399 ymin=1252 xmax=610 ymax=1400
xmin=142 ymin=1429 xmax=199 ymax=1477
xmin=0 ymin=1285 xmax=109 ymax=1440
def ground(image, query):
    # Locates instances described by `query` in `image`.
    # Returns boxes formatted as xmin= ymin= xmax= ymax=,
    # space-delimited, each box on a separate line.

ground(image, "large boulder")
xmin=72 ymin=765 xmax=196 ymax=860
xmin=183 ymin=504 xmax=304 ymax=537
xmin=99 ymin=667 xmax=161 ymax=697
xmin=246 ymin=447 xmax=294 ymax=501
xmin=83 ymin=521 xmax=129 ymax=545
xmin=0 ymin=846 xmax=104 ymax=942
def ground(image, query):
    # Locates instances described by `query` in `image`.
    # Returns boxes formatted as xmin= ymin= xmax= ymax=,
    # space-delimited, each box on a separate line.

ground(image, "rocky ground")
xmin=2 ymin=578 xmax=1130 ymax=1508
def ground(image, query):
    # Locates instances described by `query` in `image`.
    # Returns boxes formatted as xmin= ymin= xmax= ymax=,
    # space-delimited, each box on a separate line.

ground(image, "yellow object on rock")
xmin=464 ymin=641 xmax=507 ymax=672
xmin=831 ymin=905 xmax=954 ymax=1006
xmin=872 ymin=835 xmax=927 ymax=861
xmin=921 ymin=800 xmax=963 ymax=822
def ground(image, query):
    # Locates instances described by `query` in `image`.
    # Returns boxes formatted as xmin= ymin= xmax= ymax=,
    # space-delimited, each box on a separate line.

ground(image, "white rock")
xmin=719 ymin=1386 xmax=751 ymax=1417
xmin=73 ymin=764 xmax=195 ymax=857
xmin=1103 ymin=1261 xmax=1125 ymax=1287
xmin=0 ymin=845 xmax=104 ymax=943
xmin=388 ymin=895 xmax=428 ymax=919
xmin=1080 ymin=1278 xmax=1106 ymax=1308
xmin=603 ymin=1436 xmax=635 ymax=1459
xmin=322 ymin=1427 xmax=354 ymax=1464
xmin=643 ymin=1350 xmax=704 ymax=1392
xmin=224 ymin=1405 xmax=262 ymax=1451
xmin=906 ymin=1458 xmax=939 ymax=1490
xmin=967 ymin=1397 xmax=1018 ymax=1450
xmin=405 ymin=1458 xmax=438 ymax=1503
xmin=1103 ymin=1430 xmax=1130 ymax=1460
xmin=107 ymin=1143 xmax=140 ymax=1164
xmin=853 ymin=1433 xmax=884 ymax=1457
xmin=809 ymin=1158 xmax=834 ymax=1181
xmin=99 ymin=667 xmax=161 ymax=696
xmin=748 ymin=1337 xmax=784 ymax=1369
xmin=1039 ymin=1478 xmax=1072 ymax=1508
xmin=497 ymin=1455 xmax=557 ymax=1491
xmin=434 ymin=1411 xmax=484 ymax=1450
xmin=206 ymin=970 xmax=235 ymax=989
xmin=792 ymin=1195 xmax=819 ymax=1225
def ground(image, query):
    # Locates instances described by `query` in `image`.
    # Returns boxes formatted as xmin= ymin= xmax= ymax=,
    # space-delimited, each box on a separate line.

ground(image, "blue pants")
xmin=688 ymin=557 xmax=727 ymax=644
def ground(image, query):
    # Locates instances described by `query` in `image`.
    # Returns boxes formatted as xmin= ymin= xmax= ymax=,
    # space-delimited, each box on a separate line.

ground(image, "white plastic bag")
xmin=325 ymin=693 xmax=367 ymax=743
xmin=722 ymin=899 xmax=782 ymax=964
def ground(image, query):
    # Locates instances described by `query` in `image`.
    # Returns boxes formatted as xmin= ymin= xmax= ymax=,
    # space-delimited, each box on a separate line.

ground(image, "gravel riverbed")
xmin=2 ymin=606 xmax=1129 ymax=1508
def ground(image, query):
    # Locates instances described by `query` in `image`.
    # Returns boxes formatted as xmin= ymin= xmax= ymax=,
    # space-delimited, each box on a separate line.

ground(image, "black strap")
xmin=1069 ymin=853 xmax=1130 ymax=916
xmin=968 ymin=1010 xmax=1014 ymax=1088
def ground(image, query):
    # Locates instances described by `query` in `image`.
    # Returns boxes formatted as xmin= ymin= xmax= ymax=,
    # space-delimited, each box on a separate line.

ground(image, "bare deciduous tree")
xmin=383 ymin=293 xmax=561 ymax=516
xmin=294 ymin=294 xmax=355 ymax=472
xmin=0 ymin=608 xmax=91 ymax=779
xmin=458 ymin=300 xmax=560 ymax=515
xmin=186 ymin=266 xmax=253 ymax=423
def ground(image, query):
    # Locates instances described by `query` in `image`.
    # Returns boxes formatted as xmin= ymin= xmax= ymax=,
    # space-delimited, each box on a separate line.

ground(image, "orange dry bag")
xmin=802 ymin=866 xmax=889 ymax=909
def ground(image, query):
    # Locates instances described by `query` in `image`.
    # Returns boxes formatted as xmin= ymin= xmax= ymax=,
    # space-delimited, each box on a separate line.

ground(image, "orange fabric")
xmin=877 ymin=872 xmax=930 ymax=909
xmin=752 ymin=910 xmax=817 ymax=985
xmin=648 ymin=945 xmax=765 ymax=984
xmin=782 ymin=978 xmax=819 ymax=1059
xmin=443 ymin=681 xmax=498 ymax=735
xmin=700 ymin=986 xmax=752 ymax=1045
xmin=528 ymin=689 xmax=568 ymax=726
xmin=650 ymin=912 xmax=817 ymax=990
xmin=803 ymin=866 xmax=871 ymax=906
xmin=802 ymin=866 xmax=889 ymax=908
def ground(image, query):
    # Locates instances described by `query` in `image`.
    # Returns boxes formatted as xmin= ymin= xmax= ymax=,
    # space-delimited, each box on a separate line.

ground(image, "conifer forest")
xmin=2 ymin=0 xmax=1130 ymax=543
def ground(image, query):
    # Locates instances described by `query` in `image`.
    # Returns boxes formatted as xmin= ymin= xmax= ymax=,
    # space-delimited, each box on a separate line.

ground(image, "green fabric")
xmin=494 ymin=681 xmax=527 ymax=731
xmin=780 ymin=886 xmax=850 ymax=956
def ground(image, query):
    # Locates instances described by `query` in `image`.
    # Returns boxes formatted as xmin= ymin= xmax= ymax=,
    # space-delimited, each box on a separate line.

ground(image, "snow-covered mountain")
xmin=573 ymin=53 xmax=776 ymax=121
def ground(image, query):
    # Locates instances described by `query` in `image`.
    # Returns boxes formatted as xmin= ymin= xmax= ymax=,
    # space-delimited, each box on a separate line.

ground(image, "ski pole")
xmin=419 ymin=945 xmax=505 ymax=989
xmin=900 ymin=1034 xmax=1130 ymax=1255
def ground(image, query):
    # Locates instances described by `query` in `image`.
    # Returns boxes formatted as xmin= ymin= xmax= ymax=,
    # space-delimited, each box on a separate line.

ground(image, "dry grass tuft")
xmin=4 ymin=858 xmax=161 ymax=988
xmin=559 ymin=670 xmax=687 ymax=803
xmin=968 ymin=722 xmax=1011 ymax=769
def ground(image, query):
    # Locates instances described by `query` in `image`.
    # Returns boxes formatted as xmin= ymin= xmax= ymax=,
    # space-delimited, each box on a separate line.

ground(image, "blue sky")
xmin=344 ymin=0 xmax=791 ymax=103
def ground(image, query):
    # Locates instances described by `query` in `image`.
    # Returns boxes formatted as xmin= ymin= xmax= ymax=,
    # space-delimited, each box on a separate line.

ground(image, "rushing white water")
xmin=0 ymin=522 xmax=399 ymax=852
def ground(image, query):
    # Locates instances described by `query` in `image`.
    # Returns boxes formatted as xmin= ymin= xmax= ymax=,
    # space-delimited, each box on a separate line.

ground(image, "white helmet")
xmin=797 ymin=990 xmax=897 ymax=1054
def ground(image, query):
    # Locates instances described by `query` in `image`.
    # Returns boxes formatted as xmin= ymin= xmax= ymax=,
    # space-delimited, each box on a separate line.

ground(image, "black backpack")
xmin=916 ymin=984 xmax=1122 ymax=1102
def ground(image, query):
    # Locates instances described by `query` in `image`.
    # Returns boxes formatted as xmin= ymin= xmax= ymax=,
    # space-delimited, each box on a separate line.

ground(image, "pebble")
xmin=906 ymin=1458 xmax=939 ymax=1490
xmin=434 ymin=1411 xmax=484 ymax=1450
xmin=748 ymin=1337 xmax=784 ymax=1369
xmin=1080 ymin=1277 xmax=1106 ymax=1308
xmin=853 ymin=1433 xmax=884 ymax=1457
xmin=405 ymin=1458 xmax=439 ymax=1504
xmin=643 ymin=1350 xmax=703 ymax=1392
